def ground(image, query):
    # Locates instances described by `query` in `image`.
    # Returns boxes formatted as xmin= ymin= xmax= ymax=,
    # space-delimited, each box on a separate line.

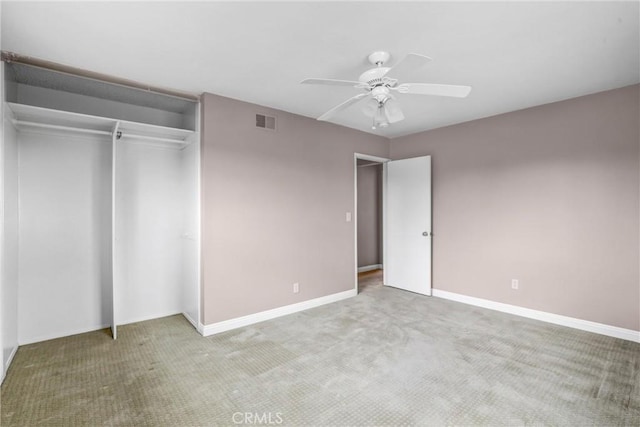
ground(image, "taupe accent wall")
xmin=201 ymin=93 xmax=388 ymax=324
xmin=357 ymin=164 xmax=382 ymax=268
xmin=390 ymin=84 xmax=640 ymax=331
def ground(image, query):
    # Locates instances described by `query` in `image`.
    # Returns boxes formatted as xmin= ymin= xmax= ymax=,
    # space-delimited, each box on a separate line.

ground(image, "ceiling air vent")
xmin=255 ymin=114 xmax=276 ymax=130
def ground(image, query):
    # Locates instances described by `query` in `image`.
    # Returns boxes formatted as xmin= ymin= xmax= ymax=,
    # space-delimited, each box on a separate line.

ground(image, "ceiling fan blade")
xmin=383 ymin=53 xmax=432 ymax=81
xmin=384 ymin=98 xmax=405 ymax=123
xmin=301 ymin=78 xmax=363 ymax=87
xmin=395 ymin=83 xmax=471 ymax=98
xmin=317 ymin=93 xmax=369 ymax=121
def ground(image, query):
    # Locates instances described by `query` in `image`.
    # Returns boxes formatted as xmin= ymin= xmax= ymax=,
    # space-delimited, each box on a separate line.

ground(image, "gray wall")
xmin=201 ymin=93 xmax=389 ymax=324
xmin=357 ymin=164 xmax=382 ymax=268
xmin=390 ymin=84 xmax=640 ymax=331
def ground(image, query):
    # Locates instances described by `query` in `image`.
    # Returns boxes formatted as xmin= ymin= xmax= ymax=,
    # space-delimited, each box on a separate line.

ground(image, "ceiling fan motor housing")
xmin=367 ymin=51 xmax=390 ymax=66
xmin=359 ymin=50 xmax=393 ymax=86
xmin=358 ymin=67 xmax=391 ymax=86
xmin=371 ymin=86 xmax=390 ymax=103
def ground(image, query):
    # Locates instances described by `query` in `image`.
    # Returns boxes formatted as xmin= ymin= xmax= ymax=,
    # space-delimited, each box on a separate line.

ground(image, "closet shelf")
xmin=7 ymin=103 xmax=194 ymax=145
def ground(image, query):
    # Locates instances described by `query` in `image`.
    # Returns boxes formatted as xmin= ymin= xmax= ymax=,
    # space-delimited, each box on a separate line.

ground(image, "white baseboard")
xmin=6 ymin=344 xmax=17 ymax=369
xmin=201 ymin=289 xmax=357 ymax=336
xmin=432 ymin=289 xmax=640 ymax=343
xmin=19 ymin=323 xmax=111 ymax=346
xmin=358 ymin=264 xmax=382 ymax=273
xmin=1 ymin=345 xmax=18 ymax=384
xmin=117 ymin=310 xmax=184 ymax=327
xmin=182 ymin=311 xmax=204 ymax=334
xmin=20 ymin=311 xmax=182 ymax=345
xmin=182 ymin=311 xmax=197 ymax=329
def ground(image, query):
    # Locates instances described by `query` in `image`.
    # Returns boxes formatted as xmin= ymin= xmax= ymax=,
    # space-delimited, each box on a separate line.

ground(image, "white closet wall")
xmin=180 ymin=138 xmax=200 ymax=326
xmin=18 ymin=131 xmax=112 ymax=344
xmin=2 ymin=82 xmax=19 ymax=377
xmin=115 ymin=141 xmax=184 ymax=325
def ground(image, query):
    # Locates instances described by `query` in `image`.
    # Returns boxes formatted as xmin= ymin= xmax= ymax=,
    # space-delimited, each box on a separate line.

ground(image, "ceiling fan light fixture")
xmin=383 ymin=97 xmax=405 ymax=124
xmin=362 ymin=98 xmax=379 ymax=117
xmin=372 ymin=104 xmax=389 ymax=130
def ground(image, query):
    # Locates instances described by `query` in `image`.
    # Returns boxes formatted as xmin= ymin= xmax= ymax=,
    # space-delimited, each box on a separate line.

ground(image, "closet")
xmin=2 ymin=61 xmax=200 ymax=345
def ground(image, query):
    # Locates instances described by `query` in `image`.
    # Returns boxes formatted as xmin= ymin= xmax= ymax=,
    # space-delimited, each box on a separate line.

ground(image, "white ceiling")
xmin=2 ymin=1 xmax=639 ymax=138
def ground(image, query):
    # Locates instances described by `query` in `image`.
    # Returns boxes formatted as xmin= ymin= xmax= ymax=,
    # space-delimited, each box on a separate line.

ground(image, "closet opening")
xmin=1 ymin=58 xmax=201 ymax=352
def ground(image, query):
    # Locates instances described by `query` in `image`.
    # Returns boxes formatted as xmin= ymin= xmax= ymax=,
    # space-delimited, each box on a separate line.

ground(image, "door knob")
xmin=422 ymin=231 xmax=429 ymax=236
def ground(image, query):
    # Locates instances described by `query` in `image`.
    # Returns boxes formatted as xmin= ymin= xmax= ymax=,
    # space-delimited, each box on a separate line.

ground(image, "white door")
xmin=384 ymin=156 xmax=432 ymax=295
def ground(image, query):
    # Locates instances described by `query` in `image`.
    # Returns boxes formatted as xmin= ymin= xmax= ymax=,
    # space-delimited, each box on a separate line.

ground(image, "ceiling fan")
xmin=301 ymin=51 xmax=471 ymax=129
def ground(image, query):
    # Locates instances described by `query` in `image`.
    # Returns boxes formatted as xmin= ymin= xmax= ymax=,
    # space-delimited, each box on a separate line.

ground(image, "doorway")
xmin=354 ymin=153 xmax=388 ymax=293
xmin=354 ymin=153 xmax=433 ymax=296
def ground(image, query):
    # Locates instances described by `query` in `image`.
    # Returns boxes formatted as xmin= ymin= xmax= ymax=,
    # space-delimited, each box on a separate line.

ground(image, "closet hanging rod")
xmin=119 ymin=133 xmax=187 ymax=145
xmin=13 ymin=119 xmax=113 ymax=137
xmin=13 ymin=120 xmax=188 ymax=145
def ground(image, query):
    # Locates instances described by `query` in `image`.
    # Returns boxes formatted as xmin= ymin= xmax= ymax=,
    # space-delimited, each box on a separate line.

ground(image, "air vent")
xmin=255 ymin=114 xmax=276 ymax=130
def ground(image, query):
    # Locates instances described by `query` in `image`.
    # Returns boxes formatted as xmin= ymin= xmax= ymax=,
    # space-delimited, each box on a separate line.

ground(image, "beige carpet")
xmin=2 ymin=270 xmax=639 ymax=426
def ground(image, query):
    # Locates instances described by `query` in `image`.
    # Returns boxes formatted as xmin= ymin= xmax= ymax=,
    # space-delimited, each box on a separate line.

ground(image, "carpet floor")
xmin=2 ymin=270 xmax=639 ymax=426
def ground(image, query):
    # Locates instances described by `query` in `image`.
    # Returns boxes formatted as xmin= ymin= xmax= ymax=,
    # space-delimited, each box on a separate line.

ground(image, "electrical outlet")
xmin=511 ymin=279 xmax=519 ymax=290
xmin=293 ymin=282 xmax=299 ymax=293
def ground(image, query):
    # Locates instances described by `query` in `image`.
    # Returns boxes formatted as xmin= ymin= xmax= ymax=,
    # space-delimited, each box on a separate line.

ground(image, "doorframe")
xmin=354 ymin=153 xmax=390 ymax=293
